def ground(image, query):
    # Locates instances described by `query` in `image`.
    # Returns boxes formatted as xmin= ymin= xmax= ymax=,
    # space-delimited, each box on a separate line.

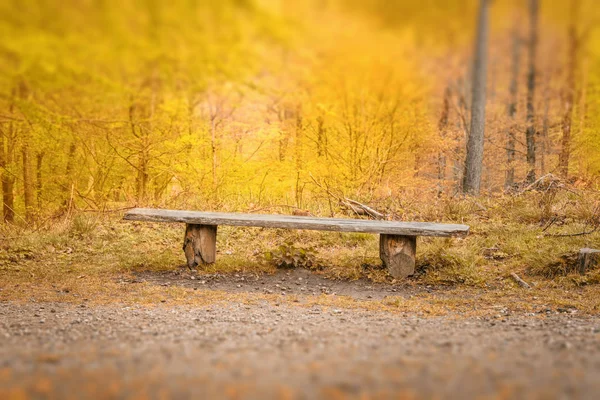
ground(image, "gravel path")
xmin=1 ymin=299 xmax=600 ymax=399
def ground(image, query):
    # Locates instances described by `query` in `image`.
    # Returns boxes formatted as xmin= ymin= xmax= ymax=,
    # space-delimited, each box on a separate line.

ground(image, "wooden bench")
xmin=123 ymin=208 xmax=469 ymax=278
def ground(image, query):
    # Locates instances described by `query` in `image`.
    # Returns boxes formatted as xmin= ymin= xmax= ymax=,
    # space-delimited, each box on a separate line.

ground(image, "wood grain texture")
xmin=577 ymin=248 xmax=600 ymax=274
xmin=183 ymin=224 xmax=217 ymax=267
xmin=124 ymin=208 xmax=469 ymax=237
xmin=379 ymin=234 xmax=416 ymax=278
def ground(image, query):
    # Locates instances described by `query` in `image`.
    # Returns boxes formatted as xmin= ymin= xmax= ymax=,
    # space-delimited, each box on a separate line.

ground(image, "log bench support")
xmin=577 ymin=248 xmax=600 ymax=274
xmin=125 ymin=208 xmax=469 ymax=279
xmin=379 ymin=234 xmax=416 ymax=278
xmin=183 ymin=224 xmax=217 ymax=268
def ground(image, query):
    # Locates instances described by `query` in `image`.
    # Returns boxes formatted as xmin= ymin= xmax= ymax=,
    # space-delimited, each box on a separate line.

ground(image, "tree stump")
xmin=577 ymin=248 xmax=600 ymax=274
xmin=379 ymin=234 xmax=416 ymax=278
xmin=183 ymin=224 xmax=217 ymax=268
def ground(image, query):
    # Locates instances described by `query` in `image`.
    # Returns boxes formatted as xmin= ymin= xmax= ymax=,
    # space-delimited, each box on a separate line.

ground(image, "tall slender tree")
xmin=22 ymin=138 xmax=34 ymax=221
xmin=559 ymin=0 xmax=580 ymax=178
xmin=0 ymin=124 xmax=12 ymax=222
xmin=438 ymin=86 xmax=451 ymax=194
xmin=505 ymin=25 xmax=521 ymax=189
xmin=525 ymin=0 xmax=539 ymax=183
xmin=462 ymin=0 xmax=490 ymax=195
xmin=1 ymin=89 xmax=17 ymax=223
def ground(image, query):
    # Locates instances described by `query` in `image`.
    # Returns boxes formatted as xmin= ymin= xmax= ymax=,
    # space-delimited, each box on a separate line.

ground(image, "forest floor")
xmin=1 ymin=267 xmax=600 ymax=399
xmin=2 ymin=188 xmax=600 ymax=398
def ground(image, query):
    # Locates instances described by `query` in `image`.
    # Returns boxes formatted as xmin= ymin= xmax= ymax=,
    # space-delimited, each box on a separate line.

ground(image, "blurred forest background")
xmin=1 ymin=0 xmax=599 ymax=222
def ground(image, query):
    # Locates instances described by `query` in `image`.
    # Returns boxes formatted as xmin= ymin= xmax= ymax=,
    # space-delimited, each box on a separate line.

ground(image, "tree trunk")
xmin=525 ymin=0 xmax=539 ymax=183
xmin=137 ymin=148 xmax=148 ymax=202
xmin=540 ymin=83 xmax=550 ymax=176
xmin=295 ymin=105 xmax=303 ymax=171
xmin=278 ymin=106 xmax=293 ymax=162
xmin=316 ymin=115 xmax=326 ymax=158
xmin=128 ymin=102 xmax=149 ymax=203
xmin=462 ymin=0 xmax=490 ymax=195
xmin=559 ymin=2 xmax=580 ymax=178
xmin=453 ymin=77 xmax=469 ymax=190
xmin=438 ymin=86 xmax=451 ymax=194
xmin=61 ymin=141 xmax=77 ymax=211
xmin=211 ymin=116 xmax=217 ymax=187
xmin=0 ymin=126 xmax=4 ymax=219
xmin=22 ymin=142 xmax=35 ymax=221
xmin=294 ymin=106 xmax=304 ymax=208
xmin=0 ymin=124 xmax=15 ymax=223
xmin=2 ymin=91 xmax=17 ymax=223
xmin=505 ymin=26 xmax=521 ymax=189
xmin=36 ymin=151 xmax=44 ymax=209
xmin=578 ymin=56 xmax=588 ymax=172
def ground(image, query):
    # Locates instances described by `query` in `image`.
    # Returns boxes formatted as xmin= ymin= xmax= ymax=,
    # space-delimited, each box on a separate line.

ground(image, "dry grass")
xmin=1 ymin=187 xmax=600 ymax=314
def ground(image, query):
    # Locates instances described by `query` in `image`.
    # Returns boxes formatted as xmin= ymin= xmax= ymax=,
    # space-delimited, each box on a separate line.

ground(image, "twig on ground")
xmin=544 ymin=203 xmax=600 ymax=237
xmin=541 ymin=215 xmax=560 ymax=232
xmin=510 ymin=272 xmax=531 ymax=289
xmin=520 ymin=173 xmax=561 ymax=193
xmin=80 ymin=206 xmax=137 ymax=214
xmin=308 ymin=173 xmax=386 ymax=220
xmin=544 ymin=227 xmax=599 ymax=237
xmin=247 ymin=205 xmax=305 ymax=213
xmin=345 ymin=199 xmax=385 ymax=220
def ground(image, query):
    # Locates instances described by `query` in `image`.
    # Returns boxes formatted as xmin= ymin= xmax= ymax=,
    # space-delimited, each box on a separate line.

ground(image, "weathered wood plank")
xmin=183 ymin=224 xmax=217 ymax=267
xmin=124 ymin=208 xmax=469 ymax=237
xmin=379 ymin=234 xmax=416 ymax=278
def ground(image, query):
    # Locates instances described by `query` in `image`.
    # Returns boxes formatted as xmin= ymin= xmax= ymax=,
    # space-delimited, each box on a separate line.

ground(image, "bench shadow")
xmin=132 ymin=268 xmax=431 ymax=301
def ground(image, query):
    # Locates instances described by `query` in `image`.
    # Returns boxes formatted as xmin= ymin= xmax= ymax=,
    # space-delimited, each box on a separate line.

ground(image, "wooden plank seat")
xmin=123 ymin=208 xmax=470 ymax=278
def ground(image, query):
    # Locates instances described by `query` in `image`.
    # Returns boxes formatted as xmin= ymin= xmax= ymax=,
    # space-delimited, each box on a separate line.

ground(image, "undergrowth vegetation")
xmin=1 ymin=182 xmax=599 ymax=304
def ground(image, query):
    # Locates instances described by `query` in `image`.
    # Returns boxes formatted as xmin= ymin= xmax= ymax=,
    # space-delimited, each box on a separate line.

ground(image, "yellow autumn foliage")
xmin=0 ymin=0 xmax=599 ymax=220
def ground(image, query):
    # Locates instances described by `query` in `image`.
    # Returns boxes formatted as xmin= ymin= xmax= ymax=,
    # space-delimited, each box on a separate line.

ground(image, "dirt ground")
xmin=1 ymin=269 xmax=600 ymax=399
xmin=135 ymin=267 xmax=427 ymax=300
